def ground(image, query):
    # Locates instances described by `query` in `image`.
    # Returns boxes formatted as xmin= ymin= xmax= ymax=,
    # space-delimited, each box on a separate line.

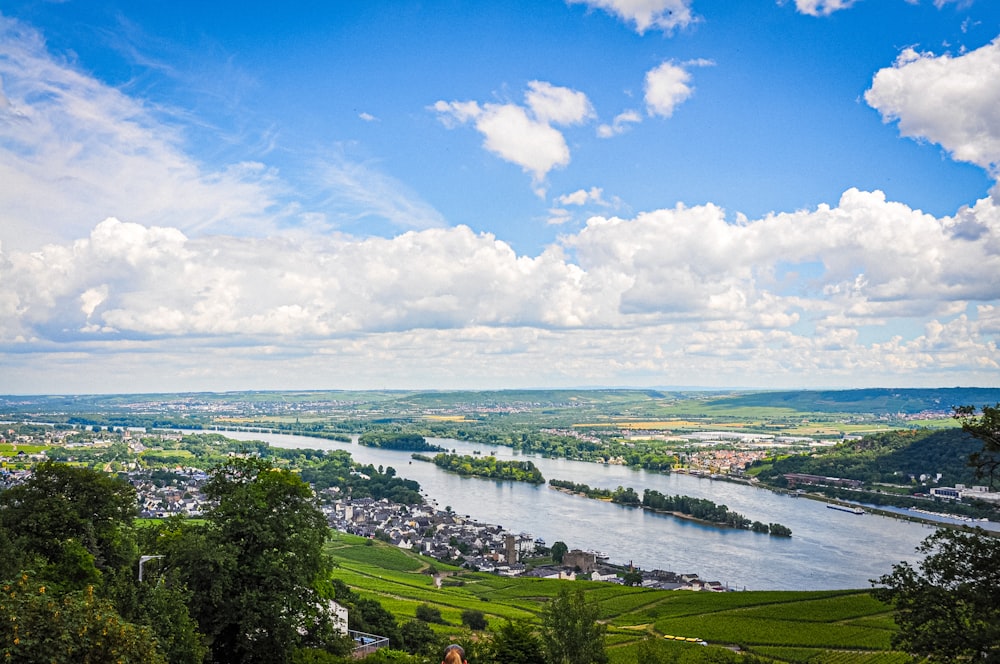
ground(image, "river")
xmin=214 ymin=429 xmax=959 ymax=590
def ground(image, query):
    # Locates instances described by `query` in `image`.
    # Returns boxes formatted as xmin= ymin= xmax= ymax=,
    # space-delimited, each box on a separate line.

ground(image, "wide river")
xmin=217 ymin=429 xmax=967 ymax=590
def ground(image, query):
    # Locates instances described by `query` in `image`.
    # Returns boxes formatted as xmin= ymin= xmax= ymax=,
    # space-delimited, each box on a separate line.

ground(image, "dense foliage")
xmin=540 ymin=586 xmax=607 ymax=664
xmin=358 ymin=431 xmax=443 ymax=452
xmin=754 ymin=428 xmax=984 ymax=487
xmin=0 ymin=578 xmax=166 ymax=664
xmin=872 ymin=527 xmax=1000 ymax=662
xmin=299 ymin=449 xmax=423 ymax=503
xmin=0 ymin=461 xmax=138 ymax=586
xmin=155 ymin=457 xmax=340 ymax=664
xmin=955 ymin=403 xmax=1000 ymax=486
xmin=0 ymin=463 xmax=204 ymax=663
xmin=426 ymin=453 xmax=545 ymax=483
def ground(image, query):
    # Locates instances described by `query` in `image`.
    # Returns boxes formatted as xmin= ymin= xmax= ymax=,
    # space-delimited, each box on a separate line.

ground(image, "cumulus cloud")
xmin=432 ymin=82 xmax=594 ymax=188
xmin=567 ymin=0 xmax=696 ymax=34
xmin=644 ymin=61 xmax=702 ymax=118
xmin=524 ymin=81 xmax=595 ymax=125
xmin=865 ymin=38 xmax=1000 ymax=173
xmin=3 ymin=187 xmax=999 ymax=389
xmin=788 ymin=0 xmax=859 ymax=17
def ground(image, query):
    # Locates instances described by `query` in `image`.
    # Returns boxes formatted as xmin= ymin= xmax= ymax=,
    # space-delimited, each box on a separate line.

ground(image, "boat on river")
xmin=827 ymin=504 xmax=865 ymax=515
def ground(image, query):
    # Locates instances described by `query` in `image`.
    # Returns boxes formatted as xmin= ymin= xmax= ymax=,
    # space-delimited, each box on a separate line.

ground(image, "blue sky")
xmin=1 ymin=0 xmax=999 ymax=393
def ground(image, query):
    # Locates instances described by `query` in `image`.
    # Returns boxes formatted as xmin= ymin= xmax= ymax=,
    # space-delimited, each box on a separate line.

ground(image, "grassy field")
xmin=326 ymin=533 xmax=907 ymax=663
xmin=0 ymin=443 xmax=48 ymax=455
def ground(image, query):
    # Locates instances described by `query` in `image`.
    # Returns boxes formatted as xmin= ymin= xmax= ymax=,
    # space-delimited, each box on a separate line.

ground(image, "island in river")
xmin=413 ymin=453 xmax=545 ymax=484
xmin=549 ymin=479 xmax=792 ymax=536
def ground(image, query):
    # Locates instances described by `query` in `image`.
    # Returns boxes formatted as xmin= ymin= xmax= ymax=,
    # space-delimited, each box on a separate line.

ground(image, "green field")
xmin=327 ymin=533 xmax=907 ymax=663
xmin=0 ymin=443 xmax=48 ymax=455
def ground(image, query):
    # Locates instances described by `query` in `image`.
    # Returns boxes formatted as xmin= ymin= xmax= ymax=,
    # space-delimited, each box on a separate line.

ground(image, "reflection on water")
xmin=217 ymin=429 xmax=948 ymax=590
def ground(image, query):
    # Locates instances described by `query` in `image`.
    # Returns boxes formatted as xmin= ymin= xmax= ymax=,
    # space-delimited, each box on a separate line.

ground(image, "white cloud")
xmin=525 ymin=81 xmax=595 ymax=125
xmin=358 ymin=112 xmax=378 ymax=122
xmin=556 ymin=187 xmax=607 ymax=206
xmin=568 ymin=0 xmax=696 ymax=34
xmin=644 ymin=61 xmax=695 ymax=118
xmin=0 ymin=15 xmax=283 ymax=251
xmin=597 ymin=110 xmax=642 ymax=137
xmin=0 ymin=14 xmax=445 ymax=252
xmin=788 ymin=0 xmax=859 ymax=17
xmin=548 ymin=187 xmax=610 ymax=225
xmin=3 ymin=187 xmax=999 ymax=390
xmin=316 ymin=154 xmax=448 ymax=230
xmin=433 ymin=82 xmax=594 ymax=186
xmin=865 ymin=38 xmax=1000 ymax=173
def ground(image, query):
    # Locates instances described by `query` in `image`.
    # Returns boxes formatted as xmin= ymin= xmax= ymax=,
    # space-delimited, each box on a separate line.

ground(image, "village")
xmin=0 ymin=454 xmax=721 ymax=592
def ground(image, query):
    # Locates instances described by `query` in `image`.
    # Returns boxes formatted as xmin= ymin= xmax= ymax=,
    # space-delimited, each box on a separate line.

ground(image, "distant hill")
xmin=709 ymin=387 xmax=1000 ymax=415
xmin=755 ymin=428 xmax=984 ymax=487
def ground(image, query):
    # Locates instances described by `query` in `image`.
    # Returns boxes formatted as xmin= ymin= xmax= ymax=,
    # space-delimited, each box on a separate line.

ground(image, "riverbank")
xmin=217 ymin=428 xmax=939 ymax=589
xmin=207 ymin=425 xmax=998 ymax=531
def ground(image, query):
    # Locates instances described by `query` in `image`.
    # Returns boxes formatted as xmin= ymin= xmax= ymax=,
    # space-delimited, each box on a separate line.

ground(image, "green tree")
xmin=0 ymin=576 xmax=165 ymax=664
xmin=169 ymin=457 xmax=335 ymax=664
xmin=0 ymin=461 xmax=138 ymax=587
xmin=489 ymin=619 xmax=545 ymax=664
xmin=872 ymin=527 xmax=1000 ymax=662
xmin=620 ymin=570 xmax=643 ymax=586
xmin=550 ymin=541 xmax=568 ymax=564
xmin=955 ymin=403 xmax=1000 ymax=486
xmin=540 ymin=587 xmax=607 ymax=664
xmin=462 ymin=608 xmax=488 ymax=630
xmin=398 ymin=619 xmax=439 ymax=655
xmin=415 ymin=603 xmax=445 ymax=624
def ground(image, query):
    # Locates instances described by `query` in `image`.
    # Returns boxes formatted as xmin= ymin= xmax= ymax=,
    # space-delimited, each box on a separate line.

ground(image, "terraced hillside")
xmin=327 ymin=533 xmax=909 ymax=663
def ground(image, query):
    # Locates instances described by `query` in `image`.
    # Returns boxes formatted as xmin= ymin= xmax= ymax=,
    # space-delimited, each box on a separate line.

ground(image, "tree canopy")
xmin=872 ymin=527 xmax=1000 ymax=662
xmin=0 ymin=462 xmax=203 ymax=663
xmin=161 ymin=456 xmax=338 ymax=664
xmin=0 ymin=460 xmax=137 ymax=587
xmin=540 ymin=586 xmax=607 ymax=664
xmin=955 ymin=403 xmax=1000 ymax=486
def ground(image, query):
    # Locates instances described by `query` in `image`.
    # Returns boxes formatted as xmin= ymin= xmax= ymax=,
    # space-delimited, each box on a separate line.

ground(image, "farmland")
xmin=327 ymin=533 xmax=907 ymax=663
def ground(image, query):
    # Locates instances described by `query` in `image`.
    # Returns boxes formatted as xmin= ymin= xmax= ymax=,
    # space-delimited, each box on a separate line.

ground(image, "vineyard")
xmin=327 ymin=533 xmax=909 ymax=663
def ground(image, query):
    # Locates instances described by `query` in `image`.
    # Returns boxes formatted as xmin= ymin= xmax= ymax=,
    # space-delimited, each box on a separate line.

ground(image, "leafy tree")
xmin=348 ymin=596 xmax=402 ymax=645
xmin=109 ymin=572 xmax=207 ymax=664
xmin=489 ymin=619 xmax=545 ymax=664
xmin=167 ymin=457 xmax=336 ymax=664
xmin=540 ymin=587 xmax=607 ymax=664
xmin=955 ymin=403 xmax=1000 ymax=486
xmin=620 ymin=570 xmax=643 ymax=586
xmin=398 ymin=619 xmax=439 ymax=655
xmin=550 ymin=541 xmax=568 ymax=564
xmin=872 ymin=527 xmax=1000 ymax=662
xmin=0 ymin=576 xmax=165 ymax=664
xmin=461 ymin=608 xmax=488 ymax=630
xmin=0 ymin=461 xmax=137 ymax=587
xmin=415 ymin=603 xmax=445 ymax=624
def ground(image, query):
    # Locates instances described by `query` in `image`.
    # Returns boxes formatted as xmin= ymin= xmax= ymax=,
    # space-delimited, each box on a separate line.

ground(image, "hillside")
xmin=709 ymin=387 xmax=1000 ymax=415
xmin=754 ymin=428 xmax=984 ymax=487
xmin=327 ymin=532 xmax=908 ymax=664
